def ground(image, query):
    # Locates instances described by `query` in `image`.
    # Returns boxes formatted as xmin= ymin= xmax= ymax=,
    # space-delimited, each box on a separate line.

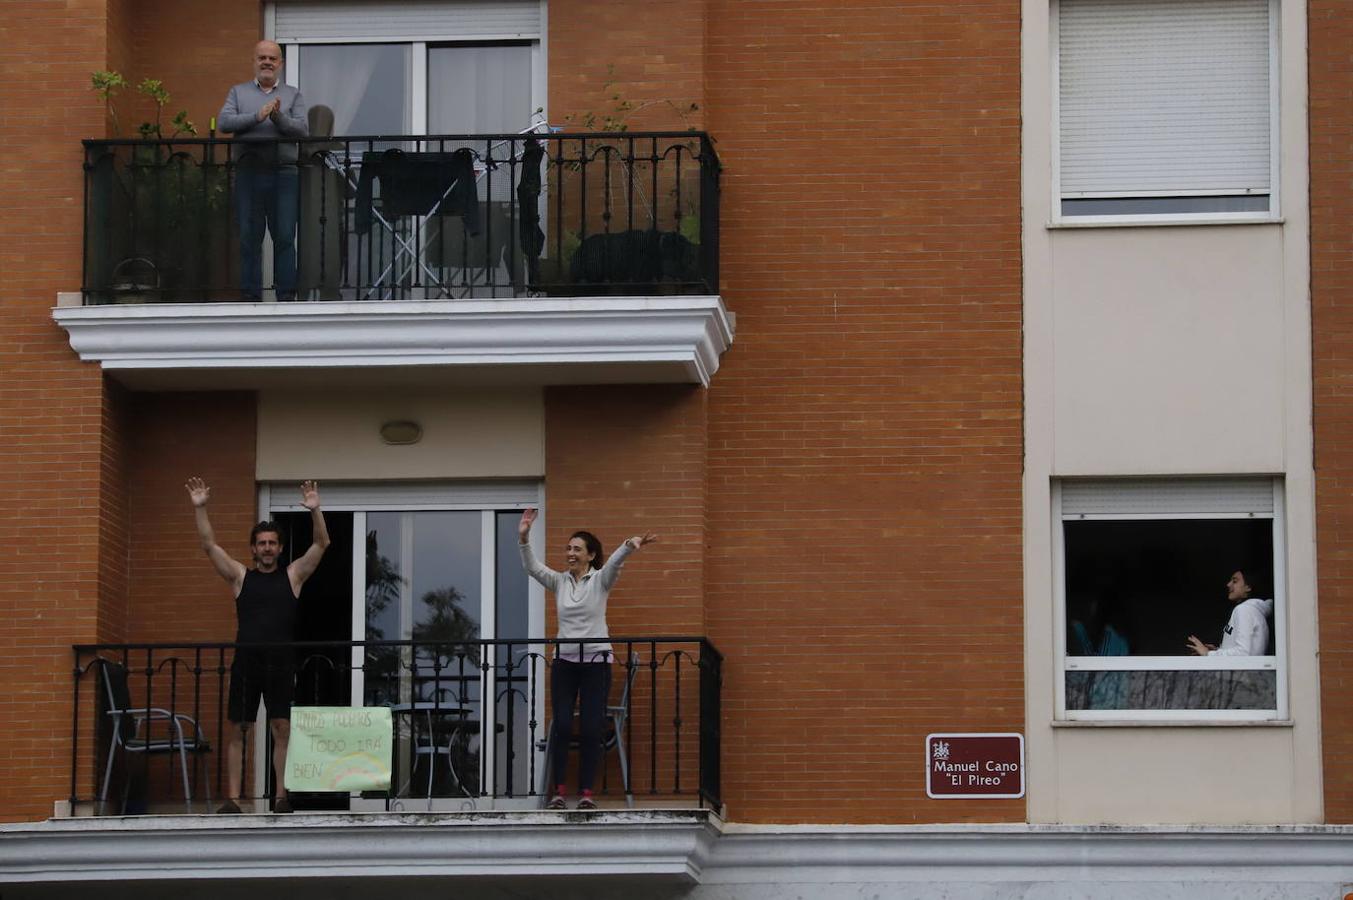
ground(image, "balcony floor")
xmin=53 ymin=295 xmax=733 ymax=390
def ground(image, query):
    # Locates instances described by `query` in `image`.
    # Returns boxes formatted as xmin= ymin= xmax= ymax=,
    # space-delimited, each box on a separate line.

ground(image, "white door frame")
xmin=257 ymin=480 xmax=545 ymax=808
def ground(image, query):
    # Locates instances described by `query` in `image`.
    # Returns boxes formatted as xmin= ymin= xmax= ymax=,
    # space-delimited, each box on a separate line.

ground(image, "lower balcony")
xmin=66 ymin=637 xmax=721 ymax=819
xmin=28 ymin=636 xmax=722 ymax=885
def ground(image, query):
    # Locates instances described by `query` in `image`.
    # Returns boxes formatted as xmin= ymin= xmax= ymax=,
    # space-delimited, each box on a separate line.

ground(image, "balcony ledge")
xmin=52 ymin=296 xmax=734 ymax=390
xmin=0 ymin=808 xmax=722 ymax=885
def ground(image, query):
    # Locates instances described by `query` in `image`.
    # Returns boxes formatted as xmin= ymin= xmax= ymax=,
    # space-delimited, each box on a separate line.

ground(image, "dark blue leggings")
xmin=550 ymin=659 xmax=611 ymax=792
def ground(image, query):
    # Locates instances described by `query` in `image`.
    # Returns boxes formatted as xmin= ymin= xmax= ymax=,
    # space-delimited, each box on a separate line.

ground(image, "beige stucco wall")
xmin=1047 ymin=727 xmax=1303 ymax=823
xmin=1050 ymin=227 xmax=1285 ymax=475
xmin=256 ymin=387 xmax=544 ymax=480
xmin=1022 ymin=0 xmax=1320 ymax=823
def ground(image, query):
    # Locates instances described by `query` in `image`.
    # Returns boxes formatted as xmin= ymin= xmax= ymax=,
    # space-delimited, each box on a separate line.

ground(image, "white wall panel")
xmin=1050 ymin=226 xmax=1284 ymax=475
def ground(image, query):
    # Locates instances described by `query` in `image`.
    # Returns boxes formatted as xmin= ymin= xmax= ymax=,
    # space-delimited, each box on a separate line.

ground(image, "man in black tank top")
xmin=187 ymin=477 xmax=330 ymax=814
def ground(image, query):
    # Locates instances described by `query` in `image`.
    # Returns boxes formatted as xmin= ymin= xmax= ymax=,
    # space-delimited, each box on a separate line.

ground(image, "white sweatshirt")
xmin=518 ymin=538 xmax=637 ymax=662
xmin=1208 ymin=596 xmax=1275 ymax=656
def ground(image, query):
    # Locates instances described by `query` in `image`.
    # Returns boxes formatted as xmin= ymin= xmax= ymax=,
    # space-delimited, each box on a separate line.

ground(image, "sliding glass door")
xmin=264 ymin=484 xmax=541 ymax=805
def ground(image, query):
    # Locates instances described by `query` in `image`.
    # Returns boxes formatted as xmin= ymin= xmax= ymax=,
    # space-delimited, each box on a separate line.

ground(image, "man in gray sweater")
xmin=218 ymin=41 xmax=309 ymax=300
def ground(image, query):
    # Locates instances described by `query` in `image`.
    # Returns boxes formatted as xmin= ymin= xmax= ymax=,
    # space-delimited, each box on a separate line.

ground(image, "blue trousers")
xmin=550 ymin=659 xmax=611 ymax=793
xmin=235 ymin=164 xmax=298 ymax=299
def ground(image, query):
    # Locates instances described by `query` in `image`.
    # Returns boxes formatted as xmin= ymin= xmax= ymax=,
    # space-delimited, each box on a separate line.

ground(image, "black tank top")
xmin=234 ymin=567 xmax=299 ymax=644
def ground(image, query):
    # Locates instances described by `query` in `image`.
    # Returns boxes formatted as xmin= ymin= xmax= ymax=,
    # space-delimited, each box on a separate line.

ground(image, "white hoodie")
xmin=1208 ymin=596 xmax=1275 ymax=656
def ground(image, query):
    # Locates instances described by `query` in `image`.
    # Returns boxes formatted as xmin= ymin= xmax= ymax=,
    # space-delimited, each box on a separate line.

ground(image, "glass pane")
xmin=364 ymin=511 xmax=485 ymax=800
xmin=363 ymin=511 xmax=483 ymax=706
xmin=496 ymin=511 xmax=530 ymax=643
xmin=1062 ymin=195 xmax=1270 ymax=216
xmin=1064 ymin=518 xmax=1275 ymax=657
xmin=296 ymin=43 xmax=411 ymax=136
xmin=427 ymin=43 xmax=534 ymax=135
xmin=411 ymin=512 xmax=483 ymax=704
xmin=495 ymin=511 xmax=536 ymax=796
xmin=364 ymin=511 xmax=404 ymax=707
xmin=1066 ymin=670 xmax=1278 ymax=711
xmin=424 ymin=44 xmax=535 ymax=296
xmin=428 ymin=43 xmax=534 ymax=203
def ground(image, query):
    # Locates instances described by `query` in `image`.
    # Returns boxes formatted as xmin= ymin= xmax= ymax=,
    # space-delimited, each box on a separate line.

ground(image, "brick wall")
xmin=548 ymin=0 xmax=705 ymax=130
xmin=124 ymin=393 xmax=258 ymax=644
xmin=703 ymin=0 xmax=1024 ymax=823
xmin=0 ymin=0 xmax=119 ymax=822
xmin=544 ymin=384 xmax=709 ymax=800
xmin=1310 ymin=0 xmax=1353 ymax=825
xmin=97 ymin=381 xmax=130 ymax=646
xmin=544 ymin=385 xmax=708 ymax=637
xmin=124 ymin=0 xmax=261 ymax=138
xmin=0 ymin=0 xmax=1026 ymax=826
xmin=103 ymin=0 xmax=135 ymax=136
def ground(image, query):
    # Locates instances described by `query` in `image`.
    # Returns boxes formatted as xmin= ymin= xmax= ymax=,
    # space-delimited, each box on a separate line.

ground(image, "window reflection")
xmin=1066 ymin=670 xmax=1277 ymax=711
xmin=363 ymin=512 xmax=482 ymax=706
xmin=359 ymin=508 xmax=536 ymax=799
xmin=296 ymin=43 xmax=411 ymax=136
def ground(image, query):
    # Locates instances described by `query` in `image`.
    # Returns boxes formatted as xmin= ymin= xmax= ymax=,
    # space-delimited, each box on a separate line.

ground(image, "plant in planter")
xmin=550 ymin=67 xmax=709 ymax=294
xmin=88 ymin=71 xmax=227 ymax=303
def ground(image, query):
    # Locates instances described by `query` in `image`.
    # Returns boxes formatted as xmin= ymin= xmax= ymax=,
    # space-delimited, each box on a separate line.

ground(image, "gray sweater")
xmin=218 ymin=80 xmax=309 ymax=162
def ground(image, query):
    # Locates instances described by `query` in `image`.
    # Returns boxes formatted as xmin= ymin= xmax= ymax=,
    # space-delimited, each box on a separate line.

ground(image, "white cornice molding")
xmin=4 ymin=817 xmax=1353 ymax=890
xmin=706 ymin=823 xmax=1353 ymax=882
xmin=52 ymin=297 xmax=733 ymax=387
xmin=0 ymin=810 xmax=723 ymax=884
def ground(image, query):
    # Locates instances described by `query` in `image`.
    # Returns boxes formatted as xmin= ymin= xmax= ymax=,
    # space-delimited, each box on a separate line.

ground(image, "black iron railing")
xmin=81 ymin=132 xmax=720 ymax=304
xmin=70 ymin=637 xmax=722 ymax=815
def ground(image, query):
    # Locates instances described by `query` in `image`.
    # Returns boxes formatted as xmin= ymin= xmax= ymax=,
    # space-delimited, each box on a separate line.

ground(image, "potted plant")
xmin=88 ymin=71 xmax=228 ymax=303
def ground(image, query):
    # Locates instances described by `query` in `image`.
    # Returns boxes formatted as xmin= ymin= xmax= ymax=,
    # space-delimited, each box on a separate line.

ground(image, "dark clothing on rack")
xmin=516 ymin=138 xmax=546 ymax=286
xmin=355 ymin=148 xmax=480 ymax=236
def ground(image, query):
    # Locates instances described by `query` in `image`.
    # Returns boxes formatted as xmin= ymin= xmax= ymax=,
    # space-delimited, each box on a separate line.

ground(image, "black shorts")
xmin=227 ymin=651 xmax=295 ymax=723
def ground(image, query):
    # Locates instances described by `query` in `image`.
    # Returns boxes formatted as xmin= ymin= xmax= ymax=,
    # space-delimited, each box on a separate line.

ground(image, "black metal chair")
xmin=98 ymin=659 xmax=211 ymax=812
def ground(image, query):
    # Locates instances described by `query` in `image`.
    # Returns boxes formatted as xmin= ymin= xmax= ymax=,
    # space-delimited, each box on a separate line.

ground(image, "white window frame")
xmin=266 ymin=0 xmax=549 ymax=131
xmin=1052 ymin=477 xmax=1288 ymax=723
xmin=1049 ymin=0 xmax=1282 ymax=228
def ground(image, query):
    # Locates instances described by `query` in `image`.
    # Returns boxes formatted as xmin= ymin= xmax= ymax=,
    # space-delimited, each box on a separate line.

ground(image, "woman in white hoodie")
xmin=1186 ymin=570 xmax=1275 ymax=656
xmin=517 ymin=508 xmax=657 ymax=810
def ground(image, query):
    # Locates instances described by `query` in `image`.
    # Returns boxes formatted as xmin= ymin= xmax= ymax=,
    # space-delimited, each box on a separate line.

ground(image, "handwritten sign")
xmin=285 ymin=706 xmax=392 ymax=793
xmin=925 ymin=732 xmax=1024 ymax=799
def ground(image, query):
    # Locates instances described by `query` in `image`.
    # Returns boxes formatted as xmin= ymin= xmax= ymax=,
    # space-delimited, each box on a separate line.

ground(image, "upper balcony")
xmin=55 ymin=132 xmax=731 ymax=389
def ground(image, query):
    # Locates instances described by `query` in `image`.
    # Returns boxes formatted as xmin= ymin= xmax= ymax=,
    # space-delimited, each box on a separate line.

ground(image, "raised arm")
xmin=186 ymin=477 xmax=247 ymax=595
xmin=598 ymin=531 xmax=658 ymax=590
xmin=517 ymin=508 xmax=561 ymax=590
xmin=287 ymin=480 xmax=331 ymax=594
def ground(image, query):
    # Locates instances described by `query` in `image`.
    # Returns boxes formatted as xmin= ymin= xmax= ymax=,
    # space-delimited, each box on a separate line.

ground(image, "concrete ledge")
xmin=52 ymin=297 xmax=734 ymax=389
xmin=707 ymin=823 xmax=1353 ymax=882
xmin=0 ymin=809 xmax=723 ymax=884
xmin=4 ymin=818 xmax=1353 ymax=898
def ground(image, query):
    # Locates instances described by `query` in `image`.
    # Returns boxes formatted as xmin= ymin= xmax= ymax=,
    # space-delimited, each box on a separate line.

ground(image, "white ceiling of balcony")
xmin=52 ymin=297 xmax=733 ymax=392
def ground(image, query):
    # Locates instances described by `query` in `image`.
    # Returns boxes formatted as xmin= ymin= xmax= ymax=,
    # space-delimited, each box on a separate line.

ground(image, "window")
xmin=1054 ymin=0 xmax=1278 ymax=221
xmin=275 ymin=0 xmax=544 ymax=135
xmin=275 ymin=1 xmax=545 ymax=297
xmin=1054 ymin=478 xmax=1286 ymax=721
xmin=265 ymin=481 xmax=544 ymax=801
